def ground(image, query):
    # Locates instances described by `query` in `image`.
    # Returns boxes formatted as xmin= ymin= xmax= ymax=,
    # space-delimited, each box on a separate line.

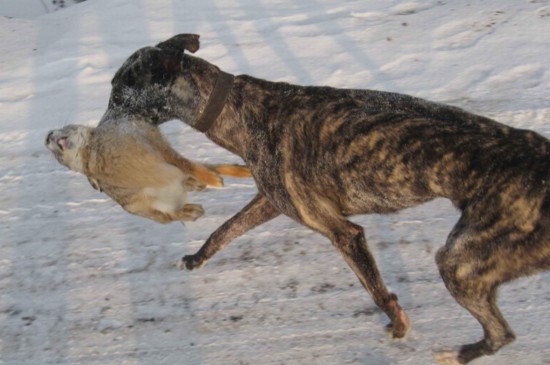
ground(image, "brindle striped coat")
xmin=100 ymin=34 xmax=550 ymax=364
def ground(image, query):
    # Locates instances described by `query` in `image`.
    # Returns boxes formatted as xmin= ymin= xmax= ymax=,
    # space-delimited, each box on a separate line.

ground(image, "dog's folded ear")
xmin=156 ymin=34 xmax=200 ymax=54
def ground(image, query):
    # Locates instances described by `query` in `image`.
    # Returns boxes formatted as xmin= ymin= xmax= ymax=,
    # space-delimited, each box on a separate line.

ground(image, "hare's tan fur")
xmin=46 ymin=119 xmax=250 ymax=223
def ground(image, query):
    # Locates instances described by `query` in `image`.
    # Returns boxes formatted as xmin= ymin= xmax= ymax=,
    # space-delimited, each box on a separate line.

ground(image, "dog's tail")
xmin=208 ymin=164 xmax=252 ymax=178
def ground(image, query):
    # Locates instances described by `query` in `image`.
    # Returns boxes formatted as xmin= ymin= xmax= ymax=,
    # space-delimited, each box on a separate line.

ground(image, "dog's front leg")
xmin=287 ymin=194 xmax=410 ymax=338
xmin=178 ymin=193 xmax=280 ymax=271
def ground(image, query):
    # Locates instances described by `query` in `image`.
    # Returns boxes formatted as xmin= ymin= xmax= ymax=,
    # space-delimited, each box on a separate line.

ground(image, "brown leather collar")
xmin=193 ymin=71 xmax=235 ymax=133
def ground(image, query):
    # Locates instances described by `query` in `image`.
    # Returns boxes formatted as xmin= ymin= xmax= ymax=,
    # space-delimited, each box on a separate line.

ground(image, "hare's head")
xmin=45 ymin=124 xmax=94 ymax=173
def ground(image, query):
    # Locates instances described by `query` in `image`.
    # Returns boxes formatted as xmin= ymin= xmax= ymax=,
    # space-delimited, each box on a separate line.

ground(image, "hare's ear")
xmin=156 ymin=34 xmax=200 ymax=54
xmin=87 ymin=177 xmax=102 ymax=192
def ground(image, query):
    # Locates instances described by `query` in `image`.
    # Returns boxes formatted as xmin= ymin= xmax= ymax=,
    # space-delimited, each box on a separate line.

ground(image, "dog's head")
xmin=45 ymin=124 xmax=94 ymax=173
xmin=106 ymin=34 xmax=210 ymax=126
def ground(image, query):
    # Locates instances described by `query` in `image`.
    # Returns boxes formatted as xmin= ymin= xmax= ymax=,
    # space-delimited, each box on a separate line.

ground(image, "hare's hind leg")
xmin=138 ymin=205 xmax=204 ymax=223
xmin=150 ymin=131 xmax=224 ymax=188
xmin=174 ymin=204 xmax=205 ymax=221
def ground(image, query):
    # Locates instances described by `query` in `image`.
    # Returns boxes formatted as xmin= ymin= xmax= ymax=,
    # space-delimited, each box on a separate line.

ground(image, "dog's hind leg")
xmin=433 ymin=218 xmax=518 ymax=364
xmin=432 ymin=286 xmax=515 ymax=365
xmin=178 ymin=193 xmax=280 ymax=270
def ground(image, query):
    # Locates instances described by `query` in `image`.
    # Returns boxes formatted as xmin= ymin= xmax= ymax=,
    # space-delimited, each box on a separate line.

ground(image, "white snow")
xmin=1 ymin=0 xmax=549 ymax=364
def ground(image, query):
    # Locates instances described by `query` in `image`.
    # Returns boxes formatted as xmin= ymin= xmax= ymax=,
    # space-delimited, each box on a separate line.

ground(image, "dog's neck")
xmin=184 ymin=61 xmax=282 ymax=159
xmin=204 ymin=80 xmax=256 ymax=158
xmin=187 ymin=65 xmax=251 ymax=157
xmin=192 ymin=71 xmax=234 ymax=133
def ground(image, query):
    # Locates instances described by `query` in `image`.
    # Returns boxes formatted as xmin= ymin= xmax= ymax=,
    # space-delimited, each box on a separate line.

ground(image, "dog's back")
xmin=234 ymin=76 xmax=550 ymax=216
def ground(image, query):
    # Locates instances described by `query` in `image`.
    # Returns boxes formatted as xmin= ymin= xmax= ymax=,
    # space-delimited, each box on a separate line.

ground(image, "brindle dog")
xmin=99 ymin=34 xmax=550 ymax=364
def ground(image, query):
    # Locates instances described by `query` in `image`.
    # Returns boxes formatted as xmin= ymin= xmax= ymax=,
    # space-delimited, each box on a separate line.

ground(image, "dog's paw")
xmin=385 ymin=322 xmax=409 ymax=339
xmin=385 ymin=294 xmax=411 ymax=339
xmin=177 ymin=254 xmax=205 ymax=271
xmin=432 ymin=348 xmax=462 ymax=365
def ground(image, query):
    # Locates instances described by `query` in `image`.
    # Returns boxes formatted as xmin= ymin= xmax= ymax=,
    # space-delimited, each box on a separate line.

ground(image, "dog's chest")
xmin=244 ymin=148 xmax=308 ymax=220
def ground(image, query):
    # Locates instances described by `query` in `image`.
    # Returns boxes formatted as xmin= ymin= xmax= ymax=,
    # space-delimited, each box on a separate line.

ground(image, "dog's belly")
xmin=249 ymin=159 xmax=433 ymax=221
xmin=339 ymin=188 xmax=435 ymax=215
xmin=336 ymin=169 xmax=438 ymax=215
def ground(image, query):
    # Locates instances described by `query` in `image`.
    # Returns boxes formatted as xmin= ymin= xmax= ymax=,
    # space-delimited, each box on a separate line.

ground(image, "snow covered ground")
xmin=1 ymin=0 xmax=549 ymax=364
xmin=0 ymin=0 xmax=83 ymax=18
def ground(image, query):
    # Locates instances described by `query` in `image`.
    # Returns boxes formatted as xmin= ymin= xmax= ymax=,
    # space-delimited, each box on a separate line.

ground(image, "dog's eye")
xmin=111 ymin=92 xmax=123 ymax=106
